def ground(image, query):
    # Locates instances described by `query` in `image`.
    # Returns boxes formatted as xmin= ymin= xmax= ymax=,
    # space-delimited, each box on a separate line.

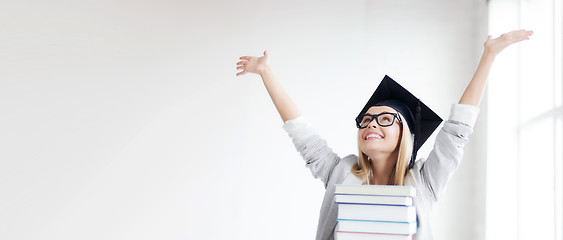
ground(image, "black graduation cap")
xmin=357 ymin=75 xmax=443 ymax=170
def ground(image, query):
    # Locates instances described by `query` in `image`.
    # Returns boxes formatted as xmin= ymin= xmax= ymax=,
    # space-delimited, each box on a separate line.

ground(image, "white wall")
xmin=0 ymin=1 xmax=487 ymax=239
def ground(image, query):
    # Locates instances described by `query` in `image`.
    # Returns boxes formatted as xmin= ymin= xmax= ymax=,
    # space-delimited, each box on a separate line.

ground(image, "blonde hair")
xmin=352 ymin=113 xmax=413 ymax=185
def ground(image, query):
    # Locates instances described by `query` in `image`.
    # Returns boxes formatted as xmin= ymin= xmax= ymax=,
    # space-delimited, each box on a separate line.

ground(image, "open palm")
xmin=485 ymin=29 xmax=533 ymax=56
xmin=236 ymin=51 xmax=270 ymax=76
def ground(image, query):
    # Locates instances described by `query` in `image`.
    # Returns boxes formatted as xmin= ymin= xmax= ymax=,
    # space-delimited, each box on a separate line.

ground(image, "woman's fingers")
xmin=517 ymin=29 xmax=534 ymax=36
xmin=505 ymin=31 xmax=531 ymax=45
xmin=236 ymin=52 xmax=268 ymax=76
xmin=236 ymin=62 xmax=246 ymax=76
xmin=502 ymin=29 xmax=533 ymax=43
xmin=485 ymin=29 xmax=533 ymax=55
xmin=519 ymin=30 xmax=534 ymax=41
xmin=515 ymin=29 xmax=533 ymax=36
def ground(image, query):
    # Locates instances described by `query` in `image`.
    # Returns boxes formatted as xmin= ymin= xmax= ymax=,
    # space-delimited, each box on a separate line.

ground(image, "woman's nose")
xmin=368 ymin=119 xmax=378 ymax=128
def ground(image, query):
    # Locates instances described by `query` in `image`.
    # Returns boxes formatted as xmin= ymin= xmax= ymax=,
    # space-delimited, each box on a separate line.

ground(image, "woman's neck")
xmin=368 ymin=153 xmax=398 ymax=185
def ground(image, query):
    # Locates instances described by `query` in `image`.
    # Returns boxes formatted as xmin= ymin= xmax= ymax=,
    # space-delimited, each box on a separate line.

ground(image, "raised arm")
xmin=238 ymin=52 xmax=343 ymax=186
xmin=236 ymin=51 xmax=301 ymax=122
xmin=459 ymin=29 xmax=533 ymax=106
xmin=420 ymin=30 xmax=534 ymax=201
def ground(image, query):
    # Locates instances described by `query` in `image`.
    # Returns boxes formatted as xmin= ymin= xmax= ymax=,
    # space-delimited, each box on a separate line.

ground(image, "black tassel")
xmin=410 ymin=100 xmax=422 ymax=170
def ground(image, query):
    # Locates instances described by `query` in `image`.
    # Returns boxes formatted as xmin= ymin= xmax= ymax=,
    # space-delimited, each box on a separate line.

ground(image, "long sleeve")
xmin=282 ymin=117 xmax=342 ymax=188
xmin=419 ymin=104 xmax=480 ymax=201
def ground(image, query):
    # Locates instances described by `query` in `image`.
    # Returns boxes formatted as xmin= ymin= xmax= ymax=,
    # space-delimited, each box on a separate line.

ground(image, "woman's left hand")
xmin=458 ymin=29 xmax=533 ymax=106
xmin=484 ymin=29 xmax=533 ymax=56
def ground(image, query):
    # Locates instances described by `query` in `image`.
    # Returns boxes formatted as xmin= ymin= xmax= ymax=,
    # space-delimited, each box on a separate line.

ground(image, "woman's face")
xmin=357 ymin=106 xmax=403 ymax=159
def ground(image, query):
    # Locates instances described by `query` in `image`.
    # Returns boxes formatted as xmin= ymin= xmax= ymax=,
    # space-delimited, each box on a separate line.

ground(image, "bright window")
xmin=487 ymin=0 xmax=563 ymax=240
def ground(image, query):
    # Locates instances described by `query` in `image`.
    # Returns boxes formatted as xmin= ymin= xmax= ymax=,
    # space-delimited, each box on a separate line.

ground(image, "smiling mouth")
xmin=365 ymin=133 xmax=383 ymax=140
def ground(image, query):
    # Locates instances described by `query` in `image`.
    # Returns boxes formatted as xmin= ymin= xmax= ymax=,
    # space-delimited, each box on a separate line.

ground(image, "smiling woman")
xmin=355 ymin=106 xmax=411 ymax=186
xmin=236 ymin=29 xmax=532 ymax=240
xmin=279 ymin=75 xmax=470 ymax=240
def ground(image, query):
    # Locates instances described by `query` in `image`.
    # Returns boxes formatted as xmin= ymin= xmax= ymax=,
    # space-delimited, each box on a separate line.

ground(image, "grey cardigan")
xmin=282 ymin=104 xmax=479 ymax=240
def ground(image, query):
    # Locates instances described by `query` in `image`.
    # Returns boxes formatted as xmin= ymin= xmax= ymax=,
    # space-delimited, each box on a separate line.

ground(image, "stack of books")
xmin=334 ymin=184 xmax=417 ymax=240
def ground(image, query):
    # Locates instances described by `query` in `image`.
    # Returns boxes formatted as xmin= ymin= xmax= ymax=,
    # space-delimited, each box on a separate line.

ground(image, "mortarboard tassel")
xmin=409 ymin=100 xmax=422 ymax=171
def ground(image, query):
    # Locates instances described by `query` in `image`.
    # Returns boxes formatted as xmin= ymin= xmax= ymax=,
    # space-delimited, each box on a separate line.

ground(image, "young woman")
xmin=236 ymin=29 xmax=533 ymax=240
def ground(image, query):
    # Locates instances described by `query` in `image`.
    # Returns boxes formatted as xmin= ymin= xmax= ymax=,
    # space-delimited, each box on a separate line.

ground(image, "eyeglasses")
xmin=355 ymin=112 xmax=402 ymax=129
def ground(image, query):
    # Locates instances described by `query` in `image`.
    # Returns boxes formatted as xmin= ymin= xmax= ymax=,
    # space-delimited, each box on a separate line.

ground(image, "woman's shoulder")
xmin=341 ymin=154 xmax=358 ymax=166
xmin=334 ymin=154 xmax=358 ymax=173
xmin=332 ymin=154 xmax=362 ymax=184
xmin=411 ymin=158 xmax=428 ymax=173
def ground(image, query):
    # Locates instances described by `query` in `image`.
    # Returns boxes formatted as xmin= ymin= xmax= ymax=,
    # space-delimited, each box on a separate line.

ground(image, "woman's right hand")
xmin=236 ymin=51 xmax=270 ymax=76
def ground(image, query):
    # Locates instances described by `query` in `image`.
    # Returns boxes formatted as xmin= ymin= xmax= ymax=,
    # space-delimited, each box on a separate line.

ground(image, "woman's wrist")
xmin=258 ymin=64 xmax=273 ymax=78
xmin=482 ymin=49 xmax=497 ymax=61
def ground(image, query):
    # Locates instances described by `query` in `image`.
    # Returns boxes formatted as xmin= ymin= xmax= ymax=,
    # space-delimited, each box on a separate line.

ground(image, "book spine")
xmin=337 ymin=204 xmax=416 ymax=222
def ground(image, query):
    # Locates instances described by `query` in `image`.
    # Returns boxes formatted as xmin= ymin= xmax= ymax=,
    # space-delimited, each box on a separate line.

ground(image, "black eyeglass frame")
xmin=355 ymin=112 xmax=403 ymax=129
